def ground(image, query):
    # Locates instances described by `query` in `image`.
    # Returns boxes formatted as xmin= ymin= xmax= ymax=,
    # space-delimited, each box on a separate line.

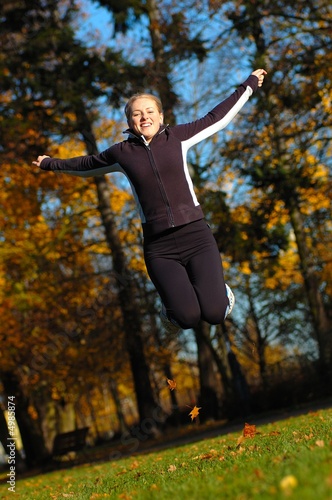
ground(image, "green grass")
xmin=1 ymin=408 xmax=331 ymax=499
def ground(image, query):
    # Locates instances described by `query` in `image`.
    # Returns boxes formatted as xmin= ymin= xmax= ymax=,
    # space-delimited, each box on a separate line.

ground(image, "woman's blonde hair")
xmin=124 ymin=93 xmax=163 ymax=122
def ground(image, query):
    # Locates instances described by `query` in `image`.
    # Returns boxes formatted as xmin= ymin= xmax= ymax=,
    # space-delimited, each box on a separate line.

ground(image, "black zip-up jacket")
xmin=40 ymin=75 xmax=258 ymax=236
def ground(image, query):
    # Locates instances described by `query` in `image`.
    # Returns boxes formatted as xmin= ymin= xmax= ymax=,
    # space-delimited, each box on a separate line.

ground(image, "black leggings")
xmin=143 ymin=219 xmax=229 ymax=329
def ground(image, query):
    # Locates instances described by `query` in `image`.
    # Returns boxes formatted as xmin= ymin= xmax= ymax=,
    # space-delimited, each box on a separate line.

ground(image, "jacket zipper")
xmin=141 ymin=134 xmax=175 ymax=228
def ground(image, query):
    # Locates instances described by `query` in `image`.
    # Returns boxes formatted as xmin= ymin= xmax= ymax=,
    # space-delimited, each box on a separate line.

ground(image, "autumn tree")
xmin=219 ymin=0 xmax=332 ymax=381
xmin=2 ymin=1 xmax=331 ymax=461
xmin=95 ymin=0 xmax=247 ymax=420
xmin=0 ymin=0 xmax=149 ymax=463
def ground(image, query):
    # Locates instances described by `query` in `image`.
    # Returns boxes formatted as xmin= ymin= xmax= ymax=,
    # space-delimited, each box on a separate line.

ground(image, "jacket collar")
xmin=123 ymin=124 xmax=167 ymax=144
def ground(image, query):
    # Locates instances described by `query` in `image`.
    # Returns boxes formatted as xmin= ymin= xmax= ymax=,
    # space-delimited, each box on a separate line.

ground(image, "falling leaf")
xmin=188 ymin=405 xmax=201 ymax=421
xmin=166 ymin=378 xmax=177 ymax=391
xmin=243 ymin=423 xmax=257 ymax=438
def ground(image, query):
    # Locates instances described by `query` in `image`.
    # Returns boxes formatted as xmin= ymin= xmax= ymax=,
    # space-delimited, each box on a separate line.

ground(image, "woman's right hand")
xmin=32 ymin=155 xmax=50 ymax=167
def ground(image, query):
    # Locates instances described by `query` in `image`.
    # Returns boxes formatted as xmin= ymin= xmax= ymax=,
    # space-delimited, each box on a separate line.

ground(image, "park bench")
xmin=52 ymin=427 xmax=89 ymax=460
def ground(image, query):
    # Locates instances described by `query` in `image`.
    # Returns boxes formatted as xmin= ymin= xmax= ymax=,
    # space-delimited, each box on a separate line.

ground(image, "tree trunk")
xmin=146 ymin=0 xmax=178 ymax=122
xmin=0 ymin=401 xmax=26 ymax=472
xmin=246 ymin=279 xmax=269 ymax=395
xmin=163 ymin=362 xmax=180 ymax=415
xmin=39 ymin=400 xmax=57 ymax=453
xmin=221 ymin=323 xmax=252 ymax=417
xmin=56 ymin=400 xmax=76 ymax=434
xmin=75 ymin=106 xmax=159 ymax=425
xmin=93 ymin=174 xmax=159 ymax=424
xmin=151 ymin=317 xmax=180 ymax=417
xmin=288 ymin=198 xmax=332 ymax=380
xmin=195 ymin=322 xmax=220 ymax=421
xmin=0 ymin=404 xmax=11 ymax=454
xmin=200 ymin=322 xmax=234 ymax=402
xmin=238 ymin=0 xmax=332 ymax=382
xmin=109 ymin=378 xmax=129 ymax=435
xmin=1 ymin=372 xmax=49 ymax=468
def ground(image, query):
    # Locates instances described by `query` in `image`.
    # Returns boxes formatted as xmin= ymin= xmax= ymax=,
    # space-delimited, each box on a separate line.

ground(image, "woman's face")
xmin=128 ymin=97 xmax=163 ymax=142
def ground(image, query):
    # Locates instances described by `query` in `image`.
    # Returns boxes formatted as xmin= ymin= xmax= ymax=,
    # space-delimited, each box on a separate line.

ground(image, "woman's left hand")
xmin=251 ymin=68 xmax=267 ymax=87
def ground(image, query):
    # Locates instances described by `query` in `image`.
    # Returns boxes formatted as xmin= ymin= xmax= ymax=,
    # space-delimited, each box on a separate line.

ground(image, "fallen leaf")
xmin=243 ymin=423 xmax=257 ymax=438
xmin=90 ymin=494 xmax=112 ymax=499
xmin=197 ymin=449 xmax=218 ymax=460
xmin=116 ymin=469 xmax=128 ymax=476
xmin=166 ymin=378 xmax=177 ymax=391
xmin=236 ymin=435 xmax=245 ymax=447
xmin=316 ymin=440 xmax=325 ymax=447
xmin=188 ymin=405 xmax=201 ymax=421
xmin=254 ymin=468 xmax=264 ymax=479
xmin=200 ymin=453 xmax=214 ymax=460
xmin=268 ymin=431 xmax=281 ymax=436
xmin=168 ymin=464 xmax=177 ymax=472
xmin=280 ymin=475 xmax=298 ymax=493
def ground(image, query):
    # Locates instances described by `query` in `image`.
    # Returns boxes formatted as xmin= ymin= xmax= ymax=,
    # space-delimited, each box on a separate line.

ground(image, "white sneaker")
xmin=160 ymin=304 xmax=181 ymax=334
xmin=224 ymin=284 xmax=235 ymax=319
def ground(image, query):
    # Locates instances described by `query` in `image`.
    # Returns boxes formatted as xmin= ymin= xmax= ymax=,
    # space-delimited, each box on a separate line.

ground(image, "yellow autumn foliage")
xmin=265 ymin=240 xmax=303 ymax=290
xmin=265 ymin=200 xmax=288 ymax=230
xmin=231 ymin=205 xmax=252 ymax=225
xmin=239 ymin=261 xmax=252 ymax=275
